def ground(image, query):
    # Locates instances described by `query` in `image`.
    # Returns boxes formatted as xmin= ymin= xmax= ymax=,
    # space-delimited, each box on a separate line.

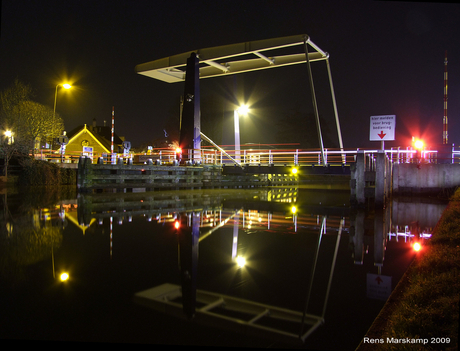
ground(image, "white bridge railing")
xmin=196 ymin=146 xmax=459 ymax=166
xmin=35 ymin=145 xmax=460 ymax=166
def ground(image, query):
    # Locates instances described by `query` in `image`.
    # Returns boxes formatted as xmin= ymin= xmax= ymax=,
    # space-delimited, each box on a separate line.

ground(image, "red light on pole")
xmin=413 ymin=242 xmax=422 ymax=252
xmin=175 ymin=148 xmax=182 ymax=163
xmin=414 ymin=140 xmax=424 ymax=150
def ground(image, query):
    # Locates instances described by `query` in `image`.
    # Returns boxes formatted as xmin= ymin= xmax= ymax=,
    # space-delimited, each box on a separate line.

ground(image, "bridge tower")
xmin=179 ymin=53 xmax=201 ymax=163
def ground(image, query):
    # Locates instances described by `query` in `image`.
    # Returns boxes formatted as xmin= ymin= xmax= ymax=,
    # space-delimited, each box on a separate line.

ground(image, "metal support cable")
xmin=326 ymin=58 xmax=345 ymax=163
xmin=303 ymin=36 xmax=326 ymax=166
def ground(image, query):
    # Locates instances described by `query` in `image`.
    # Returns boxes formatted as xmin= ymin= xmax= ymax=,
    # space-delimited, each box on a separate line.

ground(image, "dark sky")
xmin=1 ymin=0 xmax=459 ymax=150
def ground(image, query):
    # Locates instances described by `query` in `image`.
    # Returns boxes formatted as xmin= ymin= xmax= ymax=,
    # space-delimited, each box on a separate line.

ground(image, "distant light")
xmin=4 ymin=130 xmax=12 ymax=137
xmin=414 ymin=140 xmax=424 ymax=149
xmin=413 ymin=242 xmax=422 ymax=252
xmin=291 ymin=206 xmax=297 ymax=214
xmin=291 ymin=167 xmax=298 ymax=175
xmin=60 ymin=272 xmax=69 ymax=281
xmin=63 ymin=84 xmax=72 ymax=89
xmin=175 ymin=148 xmax=182 ymax=154
xmin=174 ymin=220 xmax=180 ymax=230
xmin=236 ymin=255 xmax=246 ymax=268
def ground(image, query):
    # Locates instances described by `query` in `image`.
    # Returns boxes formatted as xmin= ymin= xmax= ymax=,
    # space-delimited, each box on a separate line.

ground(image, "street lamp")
xmin=4 ymin=130 xmax=14 ymax=145
xmin=54 ymin=83 xmax=72 ymax=118
xmin=234 ymin=104 xmax=250 ymax=164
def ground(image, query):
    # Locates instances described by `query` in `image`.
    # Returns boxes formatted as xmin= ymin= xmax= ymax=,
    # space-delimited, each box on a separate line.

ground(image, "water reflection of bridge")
xmin=349 ymin=197 xmax=444 ymax=269
xmin=46 ymin=188 xmax=446 ymax=344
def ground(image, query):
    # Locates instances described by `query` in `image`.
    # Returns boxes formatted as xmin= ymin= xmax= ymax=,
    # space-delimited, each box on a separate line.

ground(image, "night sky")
xmin=1 ymin=0 xmax=459 ymax=150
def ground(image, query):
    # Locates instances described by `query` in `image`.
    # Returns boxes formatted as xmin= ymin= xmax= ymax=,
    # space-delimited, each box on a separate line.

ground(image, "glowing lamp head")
xmin=175 ymin=148 xmax=182 ymax=154
xmin=60 ymin=272 xmax=69 ymax=282
xmin=413 ymin=242 xmax=422 ymax=252
xmin=174 ymin=220 xmax=180 ymax=230
xmin=291 ymin=167 xmax=298 ymax=175
xmin=291 ymin=206 xmax=297 ymax=214
xmin=237 ymin=104 xmax=250 ymax=116
xmin=62 ymin=84 xmax=72 ymax=89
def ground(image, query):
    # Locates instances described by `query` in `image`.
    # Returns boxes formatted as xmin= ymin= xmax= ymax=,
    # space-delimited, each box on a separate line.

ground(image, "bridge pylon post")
xmin=351 ymin=151 xmax=366 ymax=206
xmin=179 ymin=53 xmax=201 ymax=165
xmin=375 ymin=151 xmax=386 ymax=208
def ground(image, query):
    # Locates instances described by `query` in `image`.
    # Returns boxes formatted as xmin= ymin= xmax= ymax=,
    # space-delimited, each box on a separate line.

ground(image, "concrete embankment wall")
xmin=393 ymin=163 xmax=460 ymax=195
xmin=76 ymin=157 xmax=299 ymax=192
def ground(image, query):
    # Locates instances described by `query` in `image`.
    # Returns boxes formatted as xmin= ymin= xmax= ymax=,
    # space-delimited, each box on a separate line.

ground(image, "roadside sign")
xmin=83 ymin=146 xmax=93 ymax=158
xmin=57 ymin=135 xmax=69 ymax=145
xmin=370 ymin=115 xmax=395 ymax=141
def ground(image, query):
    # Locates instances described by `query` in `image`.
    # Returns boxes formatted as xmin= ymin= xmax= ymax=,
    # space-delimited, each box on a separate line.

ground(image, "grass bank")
xmin=357 ymin=189 xmax=460 ymax=350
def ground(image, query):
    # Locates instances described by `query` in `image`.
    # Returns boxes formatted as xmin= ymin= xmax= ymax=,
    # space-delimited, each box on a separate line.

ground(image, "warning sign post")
xmin=370 ymin=115 xmax=396 ymax=149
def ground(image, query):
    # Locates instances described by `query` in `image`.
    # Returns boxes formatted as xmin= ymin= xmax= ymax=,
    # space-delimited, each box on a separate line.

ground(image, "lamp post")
xmin=234 ymin=104 xmax=249 ymax=164
xmin=54 ymin=83 xmax=71 ymax=118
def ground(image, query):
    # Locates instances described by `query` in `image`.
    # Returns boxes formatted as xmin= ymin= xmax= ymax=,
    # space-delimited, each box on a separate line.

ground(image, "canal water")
xmin=0 ymin=185 xmax=448 ymax=349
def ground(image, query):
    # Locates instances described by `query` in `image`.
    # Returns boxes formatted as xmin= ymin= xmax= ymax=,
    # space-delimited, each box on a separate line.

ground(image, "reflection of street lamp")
xmin=234 ymin=104 xmax=249 ymax=164
xmin=236 ymin=255 xmax=246 ymax=268
xmin=52 ymin=243 xmax=69 ymax=282
xmin=54 ymin=83 xmax=72 ymax=118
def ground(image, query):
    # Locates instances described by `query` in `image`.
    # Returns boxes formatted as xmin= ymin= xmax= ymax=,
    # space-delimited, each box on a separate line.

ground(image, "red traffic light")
xmin=174 ymin=220 xmax=180 ymax=230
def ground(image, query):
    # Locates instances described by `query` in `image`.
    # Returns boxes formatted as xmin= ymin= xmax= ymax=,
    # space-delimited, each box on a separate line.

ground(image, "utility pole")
xmin=443 ymin=50 xmax=448 ymax=145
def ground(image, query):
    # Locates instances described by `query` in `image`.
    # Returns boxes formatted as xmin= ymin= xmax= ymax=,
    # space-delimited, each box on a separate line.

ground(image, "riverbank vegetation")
xmin=16 ymin=159 xmax=75 ymax=186
xmin=0 ymin=79 xmax=65 ymax=178
xmin=358 ymin=189 xmax=459 ymax=350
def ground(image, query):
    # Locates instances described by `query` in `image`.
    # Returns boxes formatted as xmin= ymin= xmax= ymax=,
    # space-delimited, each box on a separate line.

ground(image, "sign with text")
xmin=370 ymin=115 xmax=395 ymax=141
xmin=367 ymin=273 xmax=392 ymax=301
xmin=83 ymin=146 xmax=93 ymax=158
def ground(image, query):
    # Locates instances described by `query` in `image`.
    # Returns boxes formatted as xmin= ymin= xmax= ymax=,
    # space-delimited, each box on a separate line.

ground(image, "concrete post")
xmin=356 ymin=151 xmax=365 ymax=205
xmin=375 ymin=151 xmax=386 ymax=207
xmin=77 ymin=156 xmax=92 ymax=192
